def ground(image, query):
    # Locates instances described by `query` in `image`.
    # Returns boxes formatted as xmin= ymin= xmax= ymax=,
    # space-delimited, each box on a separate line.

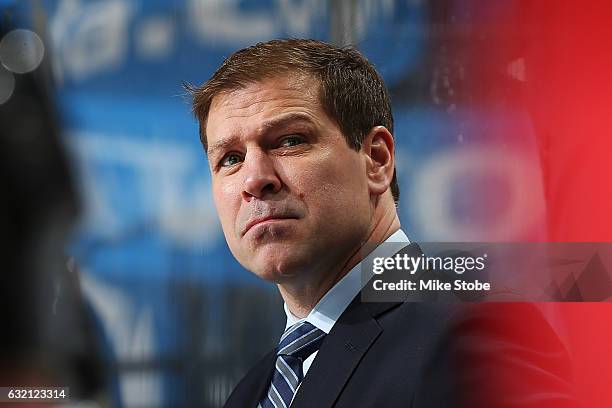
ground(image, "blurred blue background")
xmin=2 ymin=1 xmax=546 ymax=406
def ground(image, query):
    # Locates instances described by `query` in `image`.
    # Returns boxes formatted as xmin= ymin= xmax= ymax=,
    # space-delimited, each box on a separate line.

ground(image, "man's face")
xmin=206 ymin=75 xmax=373 ymax=282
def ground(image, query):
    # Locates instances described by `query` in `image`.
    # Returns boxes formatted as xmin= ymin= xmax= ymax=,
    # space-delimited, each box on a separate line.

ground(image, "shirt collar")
xmin=284 ymin=228 xmax=410 ymax=333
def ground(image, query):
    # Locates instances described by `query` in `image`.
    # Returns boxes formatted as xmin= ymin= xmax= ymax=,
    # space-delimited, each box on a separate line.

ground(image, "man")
xmin=188 ymin=39 xmax=575 ymax=408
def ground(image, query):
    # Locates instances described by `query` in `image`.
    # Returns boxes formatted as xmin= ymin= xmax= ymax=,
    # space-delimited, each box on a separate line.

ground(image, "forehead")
xmin=205 ymin=75 xmax=323 ymax=138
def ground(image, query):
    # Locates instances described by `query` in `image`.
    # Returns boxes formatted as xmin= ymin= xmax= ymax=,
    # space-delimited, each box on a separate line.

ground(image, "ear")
xmin=362 ymin=126 xmax=395 ymax=197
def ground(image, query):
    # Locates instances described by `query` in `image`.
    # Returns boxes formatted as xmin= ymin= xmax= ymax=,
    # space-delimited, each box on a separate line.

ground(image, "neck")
xmin=279 ymin=195 xmax=401 ymax=318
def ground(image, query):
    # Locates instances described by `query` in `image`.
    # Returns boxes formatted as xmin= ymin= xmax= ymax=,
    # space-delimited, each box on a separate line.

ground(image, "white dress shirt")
xmin=283 ymin=229 xmax=410 ymax=379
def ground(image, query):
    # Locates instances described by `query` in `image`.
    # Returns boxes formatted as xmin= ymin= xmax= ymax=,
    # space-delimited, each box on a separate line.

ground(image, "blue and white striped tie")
xmin=258 ymin=321 xmax=326 ymax=408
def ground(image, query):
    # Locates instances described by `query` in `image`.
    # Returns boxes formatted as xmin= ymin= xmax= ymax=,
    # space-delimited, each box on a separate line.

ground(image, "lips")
xmin=242 ymin=215 xmax=297 ymax=236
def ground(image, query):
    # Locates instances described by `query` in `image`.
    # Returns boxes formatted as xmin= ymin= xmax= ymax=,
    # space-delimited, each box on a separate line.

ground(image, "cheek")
xmin=322 ymin=154 xmax=367 ymax=193
xmin=212 ymin=182 xmax=239 ymax=231
xmin=297 ymin=157 xmax=368 ymax=215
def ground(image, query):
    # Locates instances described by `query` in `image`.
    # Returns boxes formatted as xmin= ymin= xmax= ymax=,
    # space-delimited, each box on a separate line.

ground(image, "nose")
xmin=241 ymin=149 xmax=281 ymax=201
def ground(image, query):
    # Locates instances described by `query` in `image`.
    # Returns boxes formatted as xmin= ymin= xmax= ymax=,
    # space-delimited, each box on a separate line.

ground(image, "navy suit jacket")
xmin=224 ymin=244 xmax=577 ymax=408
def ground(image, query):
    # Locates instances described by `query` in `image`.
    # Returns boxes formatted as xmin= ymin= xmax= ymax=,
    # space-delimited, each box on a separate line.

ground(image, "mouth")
xmin=242 ymin=215 xmax=297 ymax=236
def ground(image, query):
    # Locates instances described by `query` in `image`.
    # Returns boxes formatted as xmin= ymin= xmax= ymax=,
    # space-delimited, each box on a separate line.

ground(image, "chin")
xmin=245 ymin=250 xmax=307 ymax=283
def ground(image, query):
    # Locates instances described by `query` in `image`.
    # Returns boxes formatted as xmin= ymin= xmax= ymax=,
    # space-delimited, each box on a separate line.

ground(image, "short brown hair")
xmin=186 ymin=38 xmax=399 ymax=203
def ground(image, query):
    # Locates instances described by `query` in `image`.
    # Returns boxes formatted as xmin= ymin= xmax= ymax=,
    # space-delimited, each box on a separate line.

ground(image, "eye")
xmin=220 ymin=153 xmax=243 ymax=167
xmin=279 ymin=135 xmax=304 ymax=148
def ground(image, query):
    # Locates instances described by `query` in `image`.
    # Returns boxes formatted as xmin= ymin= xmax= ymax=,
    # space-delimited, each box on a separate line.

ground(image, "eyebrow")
xmin=207 ymin=112 xmax=315 ymax=158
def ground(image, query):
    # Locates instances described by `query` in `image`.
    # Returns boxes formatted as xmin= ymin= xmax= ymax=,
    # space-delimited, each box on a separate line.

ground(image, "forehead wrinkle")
xmin=219 ymin=94 xmax=318 ymax=121
xmin=206 ymin=110 xmax=321 ymax=165
xmin=256 ymin=111 xmax=317 ymax=134
xmin=213 ymin=76 xmax=318 ymax=118
xmin=207 ymin=77 xmax=322 ymax=157
xmin=209 ymin=111 xmax=317 ymax=156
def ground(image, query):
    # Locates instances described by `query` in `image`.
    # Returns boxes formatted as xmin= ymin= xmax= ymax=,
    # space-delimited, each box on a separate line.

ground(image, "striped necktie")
xmin=258 ymin=321 xmax=326 ymax=408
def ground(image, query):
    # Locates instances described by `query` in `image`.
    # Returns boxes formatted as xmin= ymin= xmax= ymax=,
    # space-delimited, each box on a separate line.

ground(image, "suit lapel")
xmin=289 ymin=243 xmax=425 ymax=407
xmin=290 ymin=294 xmax=401 ymax=408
